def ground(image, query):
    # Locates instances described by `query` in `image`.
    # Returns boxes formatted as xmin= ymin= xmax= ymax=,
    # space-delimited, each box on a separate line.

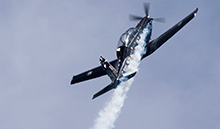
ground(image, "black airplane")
xmin=70 ymin=4 xmax=198 ymax=99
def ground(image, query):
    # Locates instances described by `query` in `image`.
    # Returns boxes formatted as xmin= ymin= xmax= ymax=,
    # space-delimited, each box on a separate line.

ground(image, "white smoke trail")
xmin=91 ymin=58 xmax=140 ymax=129
xmin=92 ymin=79 xmax=134 ymax=129
xmin=92 ymin=27 xmax=148 ymax=129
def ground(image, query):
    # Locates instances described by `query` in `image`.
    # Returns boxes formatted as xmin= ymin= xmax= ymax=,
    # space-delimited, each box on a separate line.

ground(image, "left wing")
xmin=70 ymin=59 xmax=118 ymax=85
xmin=142 ymin=8 xmax=198 ymax=59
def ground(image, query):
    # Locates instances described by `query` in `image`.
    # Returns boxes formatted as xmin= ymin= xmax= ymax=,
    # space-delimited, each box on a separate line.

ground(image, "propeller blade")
xmin=154 ymin=18 xmax=166 ymax=23
xmin=129 ymin=15 xmax=143 ymax=21
xmin=129 ymin=3 xmax=166 ymax=24
xmin=143 ymin=3 xmax=150 ymax=16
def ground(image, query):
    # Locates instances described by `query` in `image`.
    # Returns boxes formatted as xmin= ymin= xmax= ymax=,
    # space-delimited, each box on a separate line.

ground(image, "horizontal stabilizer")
xmin=120 ymin=72 xmax=137 ymax=82
xmin=92 ymin=83 xmax=116 ymax=99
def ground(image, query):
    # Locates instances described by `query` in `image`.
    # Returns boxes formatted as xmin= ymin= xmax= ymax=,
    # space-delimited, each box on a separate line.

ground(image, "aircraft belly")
xmin=120 ymin=57 xmax=131 ymax=74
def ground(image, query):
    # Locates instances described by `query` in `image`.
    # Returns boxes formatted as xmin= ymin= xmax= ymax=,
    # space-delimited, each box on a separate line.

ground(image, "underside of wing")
xmin=142 ymin=8 xmax=198 ymax=59
xmin=70 ymin=59 xmax=118 ymax=85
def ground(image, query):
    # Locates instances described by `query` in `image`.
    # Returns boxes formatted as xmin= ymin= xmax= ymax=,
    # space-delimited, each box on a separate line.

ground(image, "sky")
xmin=0 ymin=0 xmax=220 ymax=129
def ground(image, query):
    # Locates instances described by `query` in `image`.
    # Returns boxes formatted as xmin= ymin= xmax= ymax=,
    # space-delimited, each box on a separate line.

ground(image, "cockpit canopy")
xmin=117 ymin=28 xmax=139 ymax=47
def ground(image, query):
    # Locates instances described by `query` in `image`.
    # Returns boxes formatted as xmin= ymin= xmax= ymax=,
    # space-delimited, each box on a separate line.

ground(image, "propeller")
xmin=144 ymin=2 xmax=150 ymax=16
xmin=154 ymin=18 xmax=166 ymax=23
xmin=129 ymin=3 xmax=166 ymax=23
xmin=129 ymin=15 xmax=142 ymax=21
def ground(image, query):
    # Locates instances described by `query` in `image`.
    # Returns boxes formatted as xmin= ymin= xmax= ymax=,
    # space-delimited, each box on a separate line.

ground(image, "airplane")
xmin=70 ymin=4 xmax=198 ymax=99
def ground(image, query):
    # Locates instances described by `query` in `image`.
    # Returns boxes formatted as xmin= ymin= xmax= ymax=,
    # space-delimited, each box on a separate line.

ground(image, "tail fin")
xmin=100 ymin=56 xmax=118 ymax=81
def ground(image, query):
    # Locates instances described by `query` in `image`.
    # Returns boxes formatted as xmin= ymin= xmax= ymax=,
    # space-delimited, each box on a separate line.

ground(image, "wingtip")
xmin=70 ymin=75 xmax=76 ymax=85
xmin=195 ymin=7 xmax=199 ymax=12
xmin=92 ymin=95 xmax=96 ymax=100
xmin=70 ymin=80 xmax=74 ymax=85
xmin=194 ymin=8 xmax=199 ymax=17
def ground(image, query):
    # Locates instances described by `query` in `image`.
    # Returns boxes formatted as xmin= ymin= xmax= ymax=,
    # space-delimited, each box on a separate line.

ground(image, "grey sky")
xmin=0 ymin=0 xmax=219 ymax=129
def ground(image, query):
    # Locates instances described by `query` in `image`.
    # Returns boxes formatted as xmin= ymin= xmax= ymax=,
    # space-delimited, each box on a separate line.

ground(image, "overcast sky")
xmin=0 ymin=0 xmax=220 ymax=129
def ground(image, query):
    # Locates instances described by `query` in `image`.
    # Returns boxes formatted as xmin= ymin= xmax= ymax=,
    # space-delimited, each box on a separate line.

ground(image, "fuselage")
xmin=116 ymin=17 xmax=153 ymax=76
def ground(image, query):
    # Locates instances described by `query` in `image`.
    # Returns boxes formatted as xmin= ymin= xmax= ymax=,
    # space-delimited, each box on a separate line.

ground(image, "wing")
xmin=70 ymin=59 xmax=118 ymax=85
xmin=142 ymin=8 xmax=198 ymax=59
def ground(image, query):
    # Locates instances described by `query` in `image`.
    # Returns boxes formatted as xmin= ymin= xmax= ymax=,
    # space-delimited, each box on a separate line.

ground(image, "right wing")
xmin=70 ymin=59 xmax=118 ymax=85
xmin=142 ymin=8 xmax=198 ymax=59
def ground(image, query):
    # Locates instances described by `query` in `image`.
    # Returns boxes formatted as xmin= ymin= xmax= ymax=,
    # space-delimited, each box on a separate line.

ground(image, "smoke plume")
xmin=92 ymin=28 xmax=148 ymax=129
xmin=92 ymin=79 xmax=134 ymax=129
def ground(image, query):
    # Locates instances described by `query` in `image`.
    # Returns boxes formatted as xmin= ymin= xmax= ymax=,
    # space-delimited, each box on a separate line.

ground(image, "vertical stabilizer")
xmin=100 ymin=56 xmax=118 ymax=81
